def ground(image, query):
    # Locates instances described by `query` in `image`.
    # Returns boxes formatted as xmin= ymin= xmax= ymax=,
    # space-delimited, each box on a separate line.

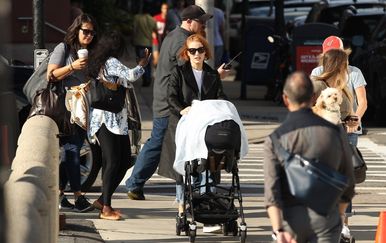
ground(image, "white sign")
xmin=251 ymin=52 xmax=270 ymax=69
xmin=34 ymin=49 xmax=49 ymax=70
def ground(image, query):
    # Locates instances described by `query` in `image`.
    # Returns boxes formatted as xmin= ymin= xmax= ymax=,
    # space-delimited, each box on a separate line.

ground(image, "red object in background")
xmin=295 ymin=46 xmax=323 ymax=75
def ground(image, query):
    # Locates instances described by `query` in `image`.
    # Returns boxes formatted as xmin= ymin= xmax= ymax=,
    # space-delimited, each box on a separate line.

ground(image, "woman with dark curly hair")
xmin=87 ymin=30 xmax=150 ymax=220
xmin=47 ymin=13 xmax=98 ymax=213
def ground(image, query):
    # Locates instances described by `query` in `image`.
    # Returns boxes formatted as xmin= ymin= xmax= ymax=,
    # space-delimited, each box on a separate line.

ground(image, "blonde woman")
xmin=311 ymin=46 xmax=367 ymax=241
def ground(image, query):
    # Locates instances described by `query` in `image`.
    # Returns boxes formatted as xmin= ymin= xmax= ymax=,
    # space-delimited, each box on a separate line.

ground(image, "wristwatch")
xmin=271 ymin=228 xmax=284 ymax=241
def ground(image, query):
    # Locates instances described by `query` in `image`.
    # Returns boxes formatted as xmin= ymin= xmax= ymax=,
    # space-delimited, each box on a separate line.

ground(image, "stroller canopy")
xmin=173 ymin=100 xmax=249 ymax=176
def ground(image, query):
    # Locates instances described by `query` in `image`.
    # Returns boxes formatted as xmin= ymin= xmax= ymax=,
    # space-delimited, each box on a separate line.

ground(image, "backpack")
xmin=23 ymin=43 xmax=69 ymax=104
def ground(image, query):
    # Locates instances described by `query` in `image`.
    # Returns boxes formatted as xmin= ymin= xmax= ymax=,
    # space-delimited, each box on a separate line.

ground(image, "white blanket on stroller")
xmin=173 ymin=100 xmax=248 ymax=175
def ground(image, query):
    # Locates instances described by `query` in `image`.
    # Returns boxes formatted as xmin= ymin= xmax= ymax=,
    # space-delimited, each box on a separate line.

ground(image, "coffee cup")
xmin=77 ymin=49 xmax=88 ymax=59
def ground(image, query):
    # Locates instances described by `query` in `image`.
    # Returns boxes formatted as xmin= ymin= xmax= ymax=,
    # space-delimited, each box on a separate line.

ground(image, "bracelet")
xmin=271 ymin=228 xmax=284 ymax=241
xmin=69 ymin=63 xmax=74 ymax=71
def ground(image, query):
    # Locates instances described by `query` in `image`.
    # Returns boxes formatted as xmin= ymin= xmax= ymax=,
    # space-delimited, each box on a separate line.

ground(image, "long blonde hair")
xmin=313 ymin=48 xmax=353 ymax=103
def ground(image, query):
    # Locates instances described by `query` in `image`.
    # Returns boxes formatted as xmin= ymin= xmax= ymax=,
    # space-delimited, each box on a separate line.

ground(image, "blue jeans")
xmin=125 ymin=116 xmax=169 ymax=191
xmin=346 ymin=133 xmax=358 ymax=215
xmin=176 ymin=170 xmax=217 ymax=205
xmin=347 ymin=133 xmax=358 ymax=146
xmin=59 ymin=126 xmax=86 ymax=192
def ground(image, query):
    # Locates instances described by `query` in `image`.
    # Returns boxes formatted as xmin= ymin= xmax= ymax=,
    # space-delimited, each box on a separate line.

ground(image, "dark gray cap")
xmin=181 ymin=5 xmax=213 ymax=22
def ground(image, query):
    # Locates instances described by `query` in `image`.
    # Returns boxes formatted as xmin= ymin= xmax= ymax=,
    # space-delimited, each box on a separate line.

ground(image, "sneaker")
xmin=127 ymin=190 xmax=145 ymax=200
xmin=203 ymin=224 xmax=222 ymax=233
xmin=59 ymin=195 xmax=74 ymax=210
xmin=341 ymin=225 xmax=351 ymax=238
xmin=74 ymin=195 xmax=94 ymax=213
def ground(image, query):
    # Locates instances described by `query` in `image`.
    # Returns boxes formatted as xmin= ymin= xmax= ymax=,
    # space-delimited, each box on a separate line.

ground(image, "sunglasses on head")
xmin=80 ymin=28 xmax=96 ymax=36
xmin=187 ymin=47 xmax=205 ymax=55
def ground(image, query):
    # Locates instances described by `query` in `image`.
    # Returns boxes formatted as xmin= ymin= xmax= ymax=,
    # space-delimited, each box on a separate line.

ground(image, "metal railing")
xmin=17 ymin=17 xmax=66 ymax=35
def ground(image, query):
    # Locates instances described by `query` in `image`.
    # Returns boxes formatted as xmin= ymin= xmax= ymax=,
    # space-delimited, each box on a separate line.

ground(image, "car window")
xmin=249 ymin=6 xmax=312 ymax=21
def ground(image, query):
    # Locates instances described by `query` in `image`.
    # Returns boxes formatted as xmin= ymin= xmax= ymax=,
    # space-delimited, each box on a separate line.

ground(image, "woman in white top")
xmin=87 ymin=30 xmax=150 ymax=220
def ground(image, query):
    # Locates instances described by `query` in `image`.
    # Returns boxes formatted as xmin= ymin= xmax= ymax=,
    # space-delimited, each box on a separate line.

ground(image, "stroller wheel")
xmin=222 ymin=222 xmax=229 ymax=236
xmin=189 ymin=230 xmax=196 ymax=243
xmin=240 ymin=230 xmax=247 ymax=243
xmin=189 ymin=222 xmax=197 ymax=243
xmin=239 ymin=223 xmax=247 ymax=243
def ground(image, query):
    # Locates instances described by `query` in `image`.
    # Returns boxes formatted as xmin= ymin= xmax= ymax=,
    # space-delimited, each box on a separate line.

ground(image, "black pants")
xmin=97 ymin=124 xmax=130 ymax=206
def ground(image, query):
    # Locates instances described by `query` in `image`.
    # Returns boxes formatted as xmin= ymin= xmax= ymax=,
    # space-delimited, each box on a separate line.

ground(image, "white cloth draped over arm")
xmin=173 ymin=100 xmax=249 ymax=175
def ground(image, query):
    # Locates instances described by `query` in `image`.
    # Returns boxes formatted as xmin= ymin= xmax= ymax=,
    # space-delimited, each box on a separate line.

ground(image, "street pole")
xmin=240 ymin=0 xmax=249 ymax=99
xmin=275 ymin=0 xmax=285 ymax=37
xmin=33 ymin=0 xmax=45 ymax=49
xmin=195 ymin=0 xmax=214 ymax=68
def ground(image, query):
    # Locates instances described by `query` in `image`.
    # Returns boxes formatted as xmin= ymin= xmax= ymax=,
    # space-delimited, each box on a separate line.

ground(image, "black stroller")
xmin=175 ymin=120 xmax=247 ymax=243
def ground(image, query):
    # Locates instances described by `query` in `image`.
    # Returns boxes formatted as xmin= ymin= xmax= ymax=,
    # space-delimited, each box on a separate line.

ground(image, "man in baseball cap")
xmin=322 ymin=35 xmax=344 ymax=53
xmin=126 ymin=4 xmax=216 ymax=205
xmin=180 ymin=5 xmax=213 ymax=23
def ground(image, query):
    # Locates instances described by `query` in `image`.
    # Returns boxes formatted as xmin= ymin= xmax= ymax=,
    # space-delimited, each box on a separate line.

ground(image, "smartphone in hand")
xmin=223 ymin=51 xmax=242 ymax=70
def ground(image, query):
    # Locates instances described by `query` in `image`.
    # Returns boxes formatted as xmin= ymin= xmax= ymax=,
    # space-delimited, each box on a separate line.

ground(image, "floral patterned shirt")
xmin=89 ymin=57 xmax=144 ymax=139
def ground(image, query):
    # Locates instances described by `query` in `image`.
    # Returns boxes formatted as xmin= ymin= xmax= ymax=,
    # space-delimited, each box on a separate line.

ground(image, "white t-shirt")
xmin=192 ymin=68 xmax=203 ymax=96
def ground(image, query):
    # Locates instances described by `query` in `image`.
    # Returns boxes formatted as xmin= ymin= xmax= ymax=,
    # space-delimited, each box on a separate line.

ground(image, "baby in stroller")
xmin=173 ymin=100 xmax=249 ymax=243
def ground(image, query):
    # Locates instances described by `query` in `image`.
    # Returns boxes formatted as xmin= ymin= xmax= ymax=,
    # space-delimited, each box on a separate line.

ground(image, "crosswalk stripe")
xmin=146 ymin=141 xmax=386 ymax=192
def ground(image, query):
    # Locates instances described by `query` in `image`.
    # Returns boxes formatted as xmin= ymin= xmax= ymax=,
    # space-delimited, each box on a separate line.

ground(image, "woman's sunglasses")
xmin=80 ymin=28 xmax=96 ymax=36
xmin=187 ymin=47 xmax=205 ymax=55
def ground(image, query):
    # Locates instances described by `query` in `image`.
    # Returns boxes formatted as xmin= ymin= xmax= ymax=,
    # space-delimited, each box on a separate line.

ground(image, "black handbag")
xmin=350 ymin=144 xmax=367 ymax=184
xmin=270 ymin=133 xmax=349 ymax=216
xmin=88 ymin=70 xmax=126 ymax=113
xmin=28 ymin=81 xmax=71 ymax=134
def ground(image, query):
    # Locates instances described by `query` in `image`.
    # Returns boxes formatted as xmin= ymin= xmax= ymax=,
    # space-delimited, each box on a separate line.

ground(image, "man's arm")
xmin=267 ymin=206 xmax=297 ymax=243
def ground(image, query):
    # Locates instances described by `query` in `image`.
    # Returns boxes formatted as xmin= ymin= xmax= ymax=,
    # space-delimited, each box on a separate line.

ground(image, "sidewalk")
xmin=59 ymin=73 xmax=288 ymax=243
xmin=58 ymin=63 xmax=386 ymax=242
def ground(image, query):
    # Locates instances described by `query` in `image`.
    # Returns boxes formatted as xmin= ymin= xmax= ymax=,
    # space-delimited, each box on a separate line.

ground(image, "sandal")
xmin=99 ymin=210 xmax=121 ymax=221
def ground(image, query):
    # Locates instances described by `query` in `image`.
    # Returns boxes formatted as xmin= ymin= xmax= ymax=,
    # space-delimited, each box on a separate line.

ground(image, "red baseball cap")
xmin=322 ymin=36 xmax=344 ymax=53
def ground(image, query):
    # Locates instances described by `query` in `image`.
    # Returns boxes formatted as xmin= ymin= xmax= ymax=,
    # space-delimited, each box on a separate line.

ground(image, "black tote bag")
xmin=88 ymin=70 xmax=126 ymax=113
xmin=270 ymin=133 xmax=349 ymax=216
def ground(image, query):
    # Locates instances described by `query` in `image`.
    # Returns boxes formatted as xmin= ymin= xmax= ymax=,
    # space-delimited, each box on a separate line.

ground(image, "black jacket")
xmin=168 ymin=61 xmax=227 ymax=117
xmin=158 ymin=61 xmax=227 ymax=181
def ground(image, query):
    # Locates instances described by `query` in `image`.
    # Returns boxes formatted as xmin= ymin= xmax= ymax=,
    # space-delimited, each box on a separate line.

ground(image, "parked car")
xmin=346 ymin=14 xmax=386 ymax=124
xmin=305 ymin=0 xmax=386 ymax=25
xmin=2 ymin=55 xmax=142 ymax=191
xmin=229 ymin=0 xmax=319 ymax=57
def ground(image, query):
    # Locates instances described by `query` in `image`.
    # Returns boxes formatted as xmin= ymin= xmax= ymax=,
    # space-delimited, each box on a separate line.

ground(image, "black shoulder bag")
xmin=349 ymin=144 xmax=367 ymax=184
xmin=88 ymin=69 xmax=126 ymax=113
xmin=270 ymin=133 xmax=349 ymax=216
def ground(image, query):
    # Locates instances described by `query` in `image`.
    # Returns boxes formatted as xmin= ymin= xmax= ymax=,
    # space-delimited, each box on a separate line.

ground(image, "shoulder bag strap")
xmin=269 ymin=132 xmax=292 ymax=162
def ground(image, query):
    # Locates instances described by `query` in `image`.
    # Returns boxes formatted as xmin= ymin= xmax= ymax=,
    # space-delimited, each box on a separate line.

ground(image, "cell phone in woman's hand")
xmin=223 ymin=51 xmax=242 ymax=70
xmin=344 ymin=115 xmax=359 ymax=122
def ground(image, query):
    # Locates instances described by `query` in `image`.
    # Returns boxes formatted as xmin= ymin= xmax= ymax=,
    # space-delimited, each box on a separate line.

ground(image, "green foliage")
xmin=81 ymin=0 xmax=133 ymax=35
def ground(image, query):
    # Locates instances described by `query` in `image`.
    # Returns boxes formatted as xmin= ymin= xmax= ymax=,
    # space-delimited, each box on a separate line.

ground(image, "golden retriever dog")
xmin=312 ymin=87 xmax=343 ymax=124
